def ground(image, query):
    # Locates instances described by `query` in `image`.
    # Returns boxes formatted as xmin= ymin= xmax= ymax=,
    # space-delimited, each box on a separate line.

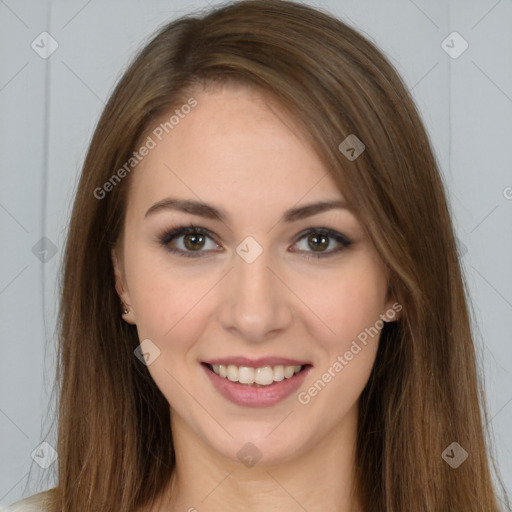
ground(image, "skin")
xmin=112 ymin=84 xmax=400 ymax=512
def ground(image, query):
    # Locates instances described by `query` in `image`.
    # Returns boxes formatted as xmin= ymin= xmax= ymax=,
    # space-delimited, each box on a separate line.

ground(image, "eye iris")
xmin=184 ymin=232 xmax=205 ymax=251
xmin=308 ymin=233 xmax=329 ymax=252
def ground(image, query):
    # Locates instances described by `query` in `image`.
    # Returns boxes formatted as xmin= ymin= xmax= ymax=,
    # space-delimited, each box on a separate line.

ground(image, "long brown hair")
xmin=41 ymin=0 xmax=510 ymax=510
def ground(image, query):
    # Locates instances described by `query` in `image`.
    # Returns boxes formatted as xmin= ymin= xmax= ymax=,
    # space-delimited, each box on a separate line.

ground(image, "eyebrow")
xmin=144 ymin=197 xmax=355 ymax=223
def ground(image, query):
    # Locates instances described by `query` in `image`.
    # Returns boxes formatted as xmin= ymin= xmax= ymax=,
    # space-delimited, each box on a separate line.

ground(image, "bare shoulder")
xmin=1 ymin=489 xmax=55 ymax=512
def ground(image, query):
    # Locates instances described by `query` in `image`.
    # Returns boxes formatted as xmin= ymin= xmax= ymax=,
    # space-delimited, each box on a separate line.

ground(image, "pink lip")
xmin=203 ymin=356 xmax=310 ymax=367
xmin=202 ymin=363 xmax=313 ymax=408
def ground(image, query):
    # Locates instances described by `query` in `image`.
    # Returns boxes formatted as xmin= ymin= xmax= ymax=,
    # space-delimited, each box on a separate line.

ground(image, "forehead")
xmin=126 ymin=85 xmax=346 ymax=220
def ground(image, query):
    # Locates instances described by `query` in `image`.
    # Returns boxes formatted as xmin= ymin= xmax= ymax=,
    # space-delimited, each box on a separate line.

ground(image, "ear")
xmin=382 ymin=282 xmax=402 ymax=323
xmin=111 ymin=247 xmax=136 ymax=325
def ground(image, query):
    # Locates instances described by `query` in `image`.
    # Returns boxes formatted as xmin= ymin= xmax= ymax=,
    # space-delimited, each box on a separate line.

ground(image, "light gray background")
xmin=1 ymin=0 xmax=511 ymax=507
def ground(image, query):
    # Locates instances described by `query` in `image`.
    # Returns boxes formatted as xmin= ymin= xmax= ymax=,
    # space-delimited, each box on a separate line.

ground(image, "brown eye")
xmin=307 ymin=233 xmax=330 ymax=252
xmin=159 ymin=224 xmax=220 ymax=258
xmin=291 ymin=228 xmax=352 ymax=259
xmin=183 ymin=232 xmax=206 ymax=251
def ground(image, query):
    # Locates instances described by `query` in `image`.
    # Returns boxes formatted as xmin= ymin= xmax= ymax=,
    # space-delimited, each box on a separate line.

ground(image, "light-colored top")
xmin=0 ymin=490 xmax=54 ymax=512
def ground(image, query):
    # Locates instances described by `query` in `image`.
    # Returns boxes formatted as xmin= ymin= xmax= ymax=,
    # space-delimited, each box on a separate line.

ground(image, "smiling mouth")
xmin=202 ymin=362 xmax=311 ymax=387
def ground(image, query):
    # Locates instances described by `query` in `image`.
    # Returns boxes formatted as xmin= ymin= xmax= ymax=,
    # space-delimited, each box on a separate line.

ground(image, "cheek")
xmin=298 ymin=346 xmax=377 ymax=431
xmin=125 ymin=252 xmax=210 ymax=412
xmin=294 ymin=259 xmax=387 ymax=417
xmin=124 ymin=246 xmax=209 ymax=340
xmin=297 ymin=288 xmax=383 ymax=421
xmin=296 ymin=258 xmax=388 ymax=350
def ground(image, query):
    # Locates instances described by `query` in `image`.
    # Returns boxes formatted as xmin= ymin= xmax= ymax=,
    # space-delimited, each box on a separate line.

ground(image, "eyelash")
xmin=157 ymin=223 xmax=353 ymax=260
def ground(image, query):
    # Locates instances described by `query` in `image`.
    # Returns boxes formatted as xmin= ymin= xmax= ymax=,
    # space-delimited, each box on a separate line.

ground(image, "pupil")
xmin=184 ymin=233 xmax=205 ymax=250
xmin=309 ymin=234 xmax=328 ymax=251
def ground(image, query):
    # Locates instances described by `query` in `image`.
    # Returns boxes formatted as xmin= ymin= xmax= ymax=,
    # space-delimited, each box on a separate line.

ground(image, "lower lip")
xmin=202 ymin=363 xmax=312 ymax=407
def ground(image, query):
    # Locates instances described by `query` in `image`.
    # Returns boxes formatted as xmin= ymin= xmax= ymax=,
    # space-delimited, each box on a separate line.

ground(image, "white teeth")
xmin=227 ymin=364 xmax=238 ymax=382
xmin=238 ymin=366 xmax=255 ymax=384
xmin=273 ymin=365 xmax=284 ymax=381
xmin=209 ymin=363 xmax=303 ymax=386
xmin=255 ymin=366 xmax=274 ymax=385
xmin=284 ymin=365 xmax=295 ymax=378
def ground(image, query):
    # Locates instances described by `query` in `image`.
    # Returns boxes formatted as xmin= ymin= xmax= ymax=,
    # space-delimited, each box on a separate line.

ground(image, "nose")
xmin=217 ymin=247 xmax=294 ymax=343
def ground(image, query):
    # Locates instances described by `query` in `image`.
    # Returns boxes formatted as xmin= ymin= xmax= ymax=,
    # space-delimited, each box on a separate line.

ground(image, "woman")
xmin=5 ymin=0 xmax=509 ymax=510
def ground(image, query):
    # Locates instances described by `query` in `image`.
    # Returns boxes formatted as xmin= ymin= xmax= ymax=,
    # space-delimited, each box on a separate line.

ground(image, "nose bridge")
xmin=235 ymin=245 xmax=272 ymax=300
xmin=217 ymin=241 xmax=292 ymax=341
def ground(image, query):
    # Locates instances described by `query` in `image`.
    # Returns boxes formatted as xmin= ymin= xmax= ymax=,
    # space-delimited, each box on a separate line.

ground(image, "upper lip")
xmin=203 ymin=356 xmax=312 ymax=367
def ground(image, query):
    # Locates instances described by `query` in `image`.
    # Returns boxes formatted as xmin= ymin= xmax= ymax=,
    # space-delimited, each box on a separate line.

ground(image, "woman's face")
xmin=113 ymin=84 xmax=397 ymax=466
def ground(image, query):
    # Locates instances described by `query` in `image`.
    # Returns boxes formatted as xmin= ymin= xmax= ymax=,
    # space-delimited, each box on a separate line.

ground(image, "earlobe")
xmin=120 ymin=303 xmax=136 ymax=325
xmin=111 ymin=247 xmax=136 ymax=325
